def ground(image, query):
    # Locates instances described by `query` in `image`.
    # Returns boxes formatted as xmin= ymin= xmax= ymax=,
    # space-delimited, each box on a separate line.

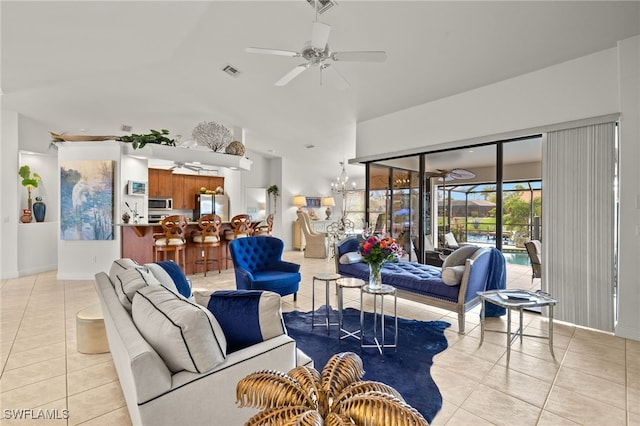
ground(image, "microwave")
xmin=148 ymin=197 xmax=173 ymax=210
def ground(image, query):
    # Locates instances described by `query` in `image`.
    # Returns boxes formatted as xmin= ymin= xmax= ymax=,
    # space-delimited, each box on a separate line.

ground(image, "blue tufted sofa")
xmin=335 ymin=236 xmax=501 ymax=333
xmin=229 ymin=236 xmax=301 ymax=300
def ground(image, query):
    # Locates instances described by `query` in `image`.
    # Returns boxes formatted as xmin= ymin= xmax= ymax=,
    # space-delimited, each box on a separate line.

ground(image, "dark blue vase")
xmin=33 ymin=197 xmax=46 ymax=222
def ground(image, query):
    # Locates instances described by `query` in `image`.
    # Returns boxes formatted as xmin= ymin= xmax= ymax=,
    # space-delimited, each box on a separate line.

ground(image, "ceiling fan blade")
xmin=311 ymin=21 xmax=331 ymax=50
xmin=321 ymin=64 xmax=350 ymax=90
xmin=275 ymin=64 xmax=310 ymax=86
xmin=245 ymin=47 xmax=300 ymax=57
xmin=331 ymin=51 xmax=387 ymax=62
xmin=448 ymin=168 xmax=476 ymax=180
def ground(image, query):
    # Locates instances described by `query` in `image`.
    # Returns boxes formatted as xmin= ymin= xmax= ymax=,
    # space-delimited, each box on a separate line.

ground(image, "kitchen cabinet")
xmin=182 ymin=175 xmax=198 ymax=209
xmin=172 ymin=174 xmax=186 ymax=209
xmin=148 ymin=169 xmax=225 ymax=209
xmin=148 ymin=168 xmax=173 ymax=197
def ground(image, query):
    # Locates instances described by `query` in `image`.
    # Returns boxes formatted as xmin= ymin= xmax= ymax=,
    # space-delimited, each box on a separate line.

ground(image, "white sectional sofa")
xmin=94 ymin=259 xmax=311 ymax=426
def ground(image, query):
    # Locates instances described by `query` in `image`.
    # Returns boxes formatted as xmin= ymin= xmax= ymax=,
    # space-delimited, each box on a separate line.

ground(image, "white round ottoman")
xmin=76 ymin=305 xmax=109 ymax=354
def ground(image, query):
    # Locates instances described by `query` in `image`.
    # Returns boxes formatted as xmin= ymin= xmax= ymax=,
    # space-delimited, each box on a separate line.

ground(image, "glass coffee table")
xmin=478 ymin=289 xmax=557 ymax=365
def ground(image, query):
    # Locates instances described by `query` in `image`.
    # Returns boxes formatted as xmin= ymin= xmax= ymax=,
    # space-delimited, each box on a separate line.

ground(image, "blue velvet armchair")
xmin=228 ymin=236 xmax=300 ymax=301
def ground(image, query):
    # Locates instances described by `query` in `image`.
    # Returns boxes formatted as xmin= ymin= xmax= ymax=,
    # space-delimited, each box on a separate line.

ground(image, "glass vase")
xmin=368 ymin=262 xmax=383 ymax=290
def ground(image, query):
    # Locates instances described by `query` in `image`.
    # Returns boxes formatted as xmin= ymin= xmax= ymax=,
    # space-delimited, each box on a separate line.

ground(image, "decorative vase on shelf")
xmin=368 ymin=262 xmax=383 ymax=290
xmin=32 ymin=196 xmax=46 ymax=222
xmin=20 ymin=209 xmax=32 ymax=223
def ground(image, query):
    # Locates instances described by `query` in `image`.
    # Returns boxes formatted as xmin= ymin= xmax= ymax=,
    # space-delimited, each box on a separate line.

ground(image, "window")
xmin=344 ymin=190 xmax=365 ymax=231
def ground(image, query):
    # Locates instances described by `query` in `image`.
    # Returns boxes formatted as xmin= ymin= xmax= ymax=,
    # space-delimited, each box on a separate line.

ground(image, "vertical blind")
xmin=542 ymin=122 xmax=616 ymax=331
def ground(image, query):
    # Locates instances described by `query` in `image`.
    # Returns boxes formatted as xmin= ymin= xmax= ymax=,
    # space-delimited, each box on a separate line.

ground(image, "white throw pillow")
xmin=109 ymin=258 xmax=140 ymax=284
xmin=114 ymin=268 xmax=160 ymax=312
xmin=441 ymin=265 xmax=466 ymax=286
xmin=442 ymin=245 xmax=478 ymax=269
xmin=132 ymin=285 xmax=227 ymax=374
xmin=339 ymin=252 xmax=363 ymax=264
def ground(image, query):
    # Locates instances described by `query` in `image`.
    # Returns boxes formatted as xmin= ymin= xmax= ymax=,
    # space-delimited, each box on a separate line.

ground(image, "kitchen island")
xmin=119 ymin=222 xmax=236 ymax=275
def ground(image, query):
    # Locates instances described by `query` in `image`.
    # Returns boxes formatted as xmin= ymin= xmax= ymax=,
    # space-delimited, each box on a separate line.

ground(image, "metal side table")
xmin=312 ymin=273 xmax=341 ymax=331
xmin=360 ymin=284 xmax=398 ymax=354
xmin=336 ymin=277 xmax=364 ymax=340
xmin=478 ymin=289 xmax=557 ymax=366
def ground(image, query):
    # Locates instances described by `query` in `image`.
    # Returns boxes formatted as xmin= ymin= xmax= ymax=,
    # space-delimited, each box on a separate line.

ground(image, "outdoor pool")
xmin=502 ymin=250 xmax=530 ymax=266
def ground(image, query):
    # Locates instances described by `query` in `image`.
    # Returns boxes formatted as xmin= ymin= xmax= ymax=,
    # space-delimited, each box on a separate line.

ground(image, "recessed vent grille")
xmin=305 ymin=0 xmax=337 ymax=14
xmin=222 ymin=64 xmax=241 ymax=77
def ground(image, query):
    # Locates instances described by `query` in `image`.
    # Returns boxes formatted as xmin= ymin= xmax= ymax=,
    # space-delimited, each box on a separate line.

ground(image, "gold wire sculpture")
xmin=236 ymin=351 xmax=428 ymax=426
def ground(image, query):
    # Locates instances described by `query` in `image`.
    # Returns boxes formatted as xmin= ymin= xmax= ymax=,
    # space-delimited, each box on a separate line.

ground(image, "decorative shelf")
xmin=123 ymin=144 xmax=252 ymax=171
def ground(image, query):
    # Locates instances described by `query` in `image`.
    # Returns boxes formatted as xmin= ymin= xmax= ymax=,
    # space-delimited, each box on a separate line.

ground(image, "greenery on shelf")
xmin=267 ymin=185 xmax=279 ymax=198
xmin=117 ymin=129 xmax=176 ymax=150
xmin=18 ymin=165 xmax=41 ymax=211
xmin=267 ymin=185 xmax=279 ymax=215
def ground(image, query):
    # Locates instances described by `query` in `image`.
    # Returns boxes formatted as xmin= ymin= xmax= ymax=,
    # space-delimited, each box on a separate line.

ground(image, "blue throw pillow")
xmin=196 ymin=290 xmax=285 ymax=353
xmin=145 ymin=261 xmax=192 ymax=299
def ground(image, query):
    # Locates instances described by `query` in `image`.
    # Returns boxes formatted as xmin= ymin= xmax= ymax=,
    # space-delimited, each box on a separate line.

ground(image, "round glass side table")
xmin=335 ymin=277 xmax=365 ymax=340
xmin=312 ymin=273 xmax=341 ymax=331
xmin=360 ymin=283 xmax=398 ymax=354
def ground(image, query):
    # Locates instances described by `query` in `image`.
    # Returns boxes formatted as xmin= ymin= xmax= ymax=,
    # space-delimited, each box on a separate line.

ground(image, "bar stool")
xmin=223 ymin=214 xmax=253 ymax=267
xmin=153 ymin=215 xmax=188 ymax=272
xmin=253 ymin=213 xmax=274 ymax=236
xmin=312 ymin=272 xmax=341 ymax=331
xmin=191 ymin=214 xmax=222 ymax=276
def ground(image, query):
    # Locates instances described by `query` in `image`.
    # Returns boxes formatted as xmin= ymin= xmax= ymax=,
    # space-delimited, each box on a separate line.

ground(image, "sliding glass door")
xmin=364 ymin=136 xmax=542 ymax=266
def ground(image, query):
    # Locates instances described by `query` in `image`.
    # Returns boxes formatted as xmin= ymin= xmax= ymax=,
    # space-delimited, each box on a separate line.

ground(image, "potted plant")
xmin=116 ymin=129 xmax=176 ymax=149
xmin=267 ymin=185 xmax=279 ymax=215
xmin=18 ymin=165 xmax=41 ymax=217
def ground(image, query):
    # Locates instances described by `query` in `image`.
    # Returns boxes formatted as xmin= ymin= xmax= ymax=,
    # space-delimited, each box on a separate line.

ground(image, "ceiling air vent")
xmin=305 ymin=0 xmax=337 ymax=15
xmin=222 ymin=64 xmax=241 ymax=78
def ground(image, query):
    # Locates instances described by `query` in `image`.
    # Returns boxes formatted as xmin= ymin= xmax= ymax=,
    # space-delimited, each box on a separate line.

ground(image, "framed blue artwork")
xmin=60 ymin=160 xmax=114 ymax=240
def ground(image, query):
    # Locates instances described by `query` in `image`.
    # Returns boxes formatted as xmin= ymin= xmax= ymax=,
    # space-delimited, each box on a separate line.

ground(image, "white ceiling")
xmin=2 ymin=1 xmax=639 ymax=176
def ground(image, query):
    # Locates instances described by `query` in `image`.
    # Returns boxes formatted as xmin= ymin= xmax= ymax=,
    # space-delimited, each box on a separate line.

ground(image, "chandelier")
xmin=331 ymin=161 xmax=356 ymax=193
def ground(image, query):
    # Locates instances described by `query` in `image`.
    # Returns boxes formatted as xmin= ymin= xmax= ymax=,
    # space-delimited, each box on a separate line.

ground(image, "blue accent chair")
xmin=228 ymin=236 xmax=300 ymax=301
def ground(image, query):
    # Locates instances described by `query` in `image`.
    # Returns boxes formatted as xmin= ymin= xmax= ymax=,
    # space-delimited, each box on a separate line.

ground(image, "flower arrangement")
xmin=359 ymin=231 xmax=404 ymax=265
xmin=359 ymin=228 xmax=405 ymax=289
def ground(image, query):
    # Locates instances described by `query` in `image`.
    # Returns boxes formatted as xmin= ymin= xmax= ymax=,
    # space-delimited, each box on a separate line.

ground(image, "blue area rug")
xmin=283 ymin=307 xmax=450 ymax=423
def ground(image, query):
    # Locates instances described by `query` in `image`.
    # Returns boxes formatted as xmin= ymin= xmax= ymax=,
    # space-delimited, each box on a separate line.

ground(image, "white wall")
xmin=356 ymin=42 xmax=639 ymax=341
xmin=57 ymin=142 xmax=121 ymax=279
xmin=357 ymin=47 xmax=619 ymax=158
xmin=615 ymin=36 xmax=640 ymax=341
xmin=120 ymin=156 xmax=148 ymax=222
xmin=1 ymin=111 xmax=20 ymax=278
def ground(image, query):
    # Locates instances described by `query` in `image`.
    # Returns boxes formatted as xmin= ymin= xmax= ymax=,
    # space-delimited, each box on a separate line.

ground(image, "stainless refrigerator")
xmin=194 ymin=194 xmax=230 ymax=222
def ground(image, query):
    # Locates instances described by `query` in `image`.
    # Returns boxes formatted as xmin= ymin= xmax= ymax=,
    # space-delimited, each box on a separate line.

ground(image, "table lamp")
xmin=293 ymin=195 xmax=307 ymax=212
xmin=322 ymin=197 xmax=335 ymax=220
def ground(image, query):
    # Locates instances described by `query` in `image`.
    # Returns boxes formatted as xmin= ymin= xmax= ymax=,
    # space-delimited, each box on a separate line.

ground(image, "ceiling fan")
xmin=428 ymin=168 xmax=476 ymax=182
xmin=170 ymin=162 xmax=204 ymax=172
xmin=245 ymin=1 xmax=387 ymax=88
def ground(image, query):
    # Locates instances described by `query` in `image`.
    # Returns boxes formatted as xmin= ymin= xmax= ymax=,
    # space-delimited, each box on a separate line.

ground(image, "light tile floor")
xmin=1 ymin=251 xmax=639 ymax=425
